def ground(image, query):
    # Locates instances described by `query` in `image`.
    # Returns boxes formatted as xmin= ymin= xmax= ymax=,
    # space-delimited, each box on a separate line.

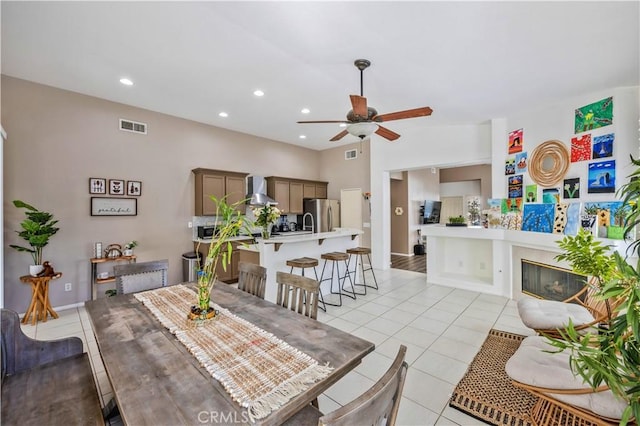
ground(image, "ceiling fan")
xmin=297 ymin=59 xmax=433 ymax=142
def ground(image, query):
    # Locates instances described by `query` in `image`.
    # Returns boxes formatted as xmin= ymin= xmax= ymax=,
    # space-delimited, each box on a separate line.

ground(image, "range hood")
xmin=246 ymin=176 xmax=278 ymax=206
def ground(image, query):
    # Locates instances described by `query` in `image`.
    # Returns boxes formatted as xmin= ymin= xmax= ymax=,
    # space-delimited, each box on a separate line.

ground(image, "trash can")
xmin=413 ymin=244 xmax=425 ymax=256
xmin=182 ymin=252 xmax=201 ymax=282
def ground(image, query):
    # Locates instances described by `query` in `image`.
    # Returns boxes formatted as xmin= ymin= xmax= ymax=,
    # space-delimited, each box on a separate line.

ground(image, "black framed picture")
xmin=89 ymin=178 xmax=106 ymax=194
xmin=109 ymin=179 xmax=125 ymax=196
xmin=127 ymin=180 xmax=142 ymax=196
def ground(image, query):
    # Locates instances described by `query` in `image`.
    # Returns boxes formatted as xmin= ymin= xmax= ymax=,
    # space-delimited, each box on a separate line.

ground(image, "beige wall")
xmin=319 ymin=140 xmax=371 ymax=247
xmin=440 ymin=164 xmax=492 ymax=209
xmin=2 ymin=76 xmax=324 ymax=312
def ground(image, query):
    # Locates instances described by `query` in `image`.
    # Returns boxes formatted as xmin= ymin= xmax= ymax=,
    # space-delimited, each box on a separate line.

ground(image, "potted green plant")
xmin=123 ymin=241 xmax=138 ymax=256
xmin=191 ymin=196 xmax=253 ymax=321
xmin=547 ymin=156 xmax=640 ymax=424
xmin=446 ymin=215 xmax=467 ymax=227
xmin=252 ymin=204 xmax=281 ymax=239
xmin=9 ymin=200 xmax=59 ymax=276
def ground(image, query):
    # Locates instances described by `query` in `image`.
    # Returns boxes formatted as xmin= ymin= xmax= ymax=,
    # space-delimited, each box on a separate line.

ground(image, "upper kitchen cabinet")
xmin=192 ymin=168 xmax=249 ymax=216
xmin=266 ymin=177 xmax=328 ymax=214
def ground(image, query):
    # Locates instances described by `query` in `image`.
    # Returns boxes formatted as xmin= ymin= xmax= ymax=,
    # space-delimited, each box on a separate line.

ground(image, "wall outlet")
xmin=188 ymin=221 xmax=193 ymax=228
xmin=64 ymin=282 xmax=72 ymax=291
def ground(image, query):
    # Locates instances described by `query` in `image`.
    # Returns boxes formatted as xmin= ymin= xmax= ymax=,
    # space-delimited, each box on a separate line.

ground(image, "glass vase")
xmin=261 ymin=226 xmax=271 ymax=239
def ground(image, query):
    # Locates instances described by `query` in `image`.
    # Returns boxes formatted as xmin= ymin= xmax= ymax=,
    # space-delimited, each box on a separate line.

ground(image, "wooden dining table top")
xmin=84 ymin=283 xmax=375 ymax=425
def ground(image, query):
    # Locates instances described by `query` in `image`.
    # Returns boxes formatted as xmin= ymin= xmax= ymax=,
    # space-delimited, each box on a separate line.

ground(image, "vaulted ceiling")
xmin=2 ymin=1 xmax=638 ymax=150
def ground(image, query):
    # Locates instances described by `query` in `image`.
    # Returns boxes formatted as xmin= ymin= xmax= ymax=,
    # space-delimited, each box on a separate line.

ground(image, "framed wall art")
xmin=109 ymin=179 xmax=125 ymax=195
xmin=89 ymin=178 xmax=106 ymax=194
xmin=127 ymin=180 xmax=142 ymax=196
xmin=91 ymin=197 xmax=137 ymax=216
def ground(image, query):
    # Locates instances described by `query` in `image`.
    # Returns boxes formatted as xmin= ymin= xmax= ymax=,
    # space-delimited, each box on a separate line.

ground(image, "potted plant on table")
xmin=191 ymin=196 xmax=253 ymax=321
xmin=9 ymin=200 xmax=59 ymax=276
xmin=252 ymin=204 xmax=281 ymax=239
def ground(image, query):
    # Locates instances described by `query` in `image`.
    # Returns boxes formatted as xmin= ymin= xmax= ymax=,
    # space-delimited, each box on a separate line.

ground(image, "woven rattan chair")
xmin=506 ymin=336 xmax=628 ymax=425
xmin=114 ymin=259 xmax=168 ymax=295
xmin=517 ymin=278 xmax=621 ymax=338
xmin=237 ymin=262 xmax=267 ymax=299
xmin=283 ymin=345 xmax=408 ymax=426
xmin=275 ymin=271 xmax=320 ymax=320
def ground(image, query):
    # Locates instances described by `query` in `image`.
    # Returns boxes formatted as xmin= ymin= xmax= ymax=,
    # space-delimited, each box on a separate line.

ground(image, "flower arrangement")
xmin=124 ymin=240 xmax=138 ymax=250
xmin=193 ymin=196 xmax=253 ymax=320
xmin=252 ymin=204 xmax=281 ymax=238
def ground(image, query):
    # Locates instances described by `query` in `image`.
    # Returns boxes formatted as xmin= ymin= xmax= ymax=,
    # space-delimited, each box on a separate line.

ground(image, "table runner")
xmin=134 ymin=284 xmax=333 ymax=422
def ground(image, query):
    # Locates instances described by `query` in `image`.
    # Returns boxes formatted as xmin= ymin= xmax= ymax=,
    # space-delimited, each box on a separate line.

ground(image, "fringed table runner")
xmin=134 ymin=284 xmax=333 ymax=422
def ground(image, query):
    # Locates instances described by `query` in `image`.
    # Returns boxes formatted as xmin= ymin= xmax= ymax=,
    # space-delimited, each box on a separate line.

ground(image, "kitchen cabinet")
xmin=195 ymin=241 xmax=243 ymax=283
xmin=289 ymin=182 xmax=304 ymax=214
xmin=303 ymin=183 xmax=328 ymax=199
xmin=266 ymin=177 xmax=328 ymax=214
xmin=192 ymin=168 xmax=248 ymax=216
xmin=238 ymin=248 xmax=260 ymax=266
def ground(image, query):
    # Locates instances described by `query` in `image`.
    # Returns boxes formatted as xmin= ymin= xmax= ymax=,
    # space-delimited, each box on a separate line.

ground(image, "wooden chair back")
xmin=320 ymin=345 xmax=408 ymax=426
xmin=114 ymin=259 xmax=168 ymax=295
xmin=237 ymin=262 xmax=267 ymax=299
xmin=275 ymin=271 xmax=320 ymax=320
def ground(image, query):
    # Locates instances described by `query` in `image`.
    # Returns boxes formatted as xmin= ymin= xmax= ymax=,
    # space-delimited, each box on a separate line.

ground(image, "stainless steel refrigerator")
xmin=303 ymin=199 xmax=340 ymax=233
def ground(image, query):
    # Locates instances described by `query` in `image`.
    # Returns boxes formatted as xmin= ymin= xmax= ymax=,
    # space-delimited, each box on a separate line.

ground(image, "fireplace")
xmin=521 ymin=259 xmax=587 ymax=301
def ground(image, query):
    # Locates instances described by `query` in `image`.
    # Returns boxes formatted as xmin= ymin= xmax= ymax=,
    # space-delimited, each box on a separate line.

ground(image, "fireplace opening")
xmin=522 ymin=259 xmax=587 ymax=301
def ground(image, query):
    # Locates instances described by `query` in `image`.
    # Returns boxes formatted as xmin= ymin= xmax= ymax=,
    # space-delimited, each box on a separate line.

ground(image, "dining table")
xmin=84 ymin=283 xmax=375 ymax=425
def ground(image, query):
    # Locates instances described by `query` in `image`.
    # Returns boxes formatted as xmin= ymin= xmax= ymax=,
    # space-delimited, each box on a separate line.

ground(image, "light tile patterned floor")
xmin=21 ymin=268 xmax=534 ymax=425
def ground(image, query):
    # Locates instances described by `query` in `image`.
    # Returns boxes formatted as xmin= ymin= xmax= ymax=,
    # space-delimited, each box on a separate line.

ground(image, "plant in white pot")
xmin=9 ymin=200 xmax=60 ymax=276
xmin=123 ymin=241 xmax=138 ymax=256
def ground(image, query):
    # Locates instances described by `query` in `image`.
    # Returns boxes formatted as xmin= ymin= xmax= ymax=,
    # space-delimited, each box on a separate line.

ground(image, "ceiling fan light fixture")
xmin=347 ymin=122 xmax=378 ymax=139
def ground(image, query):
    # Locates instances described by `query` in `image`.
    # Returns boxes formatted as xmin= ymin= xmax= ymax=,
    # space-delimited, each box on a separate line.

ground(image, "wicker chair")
xmin=237 ymin=262 xmax=267 ymax=299
xmin=114 ymin=259 xmax=168 ymax=294
xmin=505 ymin=336 xmax=628 ymax=425
xmin=283 ymin=345 xmax=408 ymax=426
xmin=276 ymin=271 xmax=320 ymax=320
xmin=517 ymin=278 xmax=621 ymax=338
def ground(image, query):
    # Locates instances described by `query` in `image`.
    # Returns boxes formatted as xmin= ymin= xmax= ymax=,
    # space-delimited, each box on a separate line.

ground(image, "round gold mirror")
xmin=528 ymin=140 xmax=570 ymax=187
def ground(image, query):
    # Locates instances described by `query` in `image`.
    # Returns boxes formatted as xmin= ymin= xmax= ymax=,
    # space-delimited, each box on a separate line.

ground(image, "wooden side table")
xmin=19 ymin=273 xmax=62 ymax=325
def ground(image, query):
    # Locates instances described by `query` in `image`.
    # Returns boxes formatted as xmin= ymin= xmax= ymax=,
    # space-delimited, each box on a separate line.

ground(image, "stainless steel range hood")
xmin=246 ymin=176 xmax=278 ymax=206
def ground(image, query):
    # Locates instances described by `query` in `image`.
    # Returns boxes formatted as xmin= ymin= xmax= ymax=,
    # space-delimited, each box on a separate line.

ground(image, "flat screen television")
xmin=423 ymin=200 xmax=442 ymax=224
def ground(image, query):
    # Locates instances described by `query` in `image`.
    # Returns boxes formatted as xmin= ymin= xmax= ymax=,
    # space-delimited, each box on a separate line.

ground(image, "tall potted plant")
xmin=190 ymin=196 xmax=253 ymax=320
xmin=9 ymin=200 xmax=59 ymax=276
xmin=547 ymin=155 xmax=640 ymax=424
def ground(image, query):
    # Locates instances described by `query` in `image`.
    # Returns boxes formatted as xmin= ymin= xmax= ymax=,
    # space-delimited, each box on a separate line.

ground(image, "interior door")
xmin=340 ymin=188 xmax=362 ymax=231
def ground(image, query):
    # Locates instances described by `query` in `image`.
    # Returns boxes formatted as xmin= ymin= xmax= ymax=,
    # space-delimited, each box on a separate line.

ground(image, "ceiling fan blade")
xmin=350 ymin=95 xmax=368 ymax=118
xmin=329 ymin=130 xmax=349 ymax=142
xmin=297 ymin=120 xmax=349 ymax=124
xmin=373 ymin=106 xmax=433 ymax=122
xmin=375 ymin=125 xmax=401 ymax=141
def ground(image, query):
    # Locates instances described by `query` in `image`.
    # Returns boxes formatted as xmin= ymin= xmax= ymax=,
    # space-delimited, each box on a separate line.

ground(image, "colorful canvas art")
xmin=587 ymin=160 xmax=616 ymax=193
xmin=505 ymin=158 xmax=515 ymax=175
xmin=515 ymin=152 xmax=528 ymax=173
xmin=592 ymin=133 xmax=614 ymax=159
xmin=574 ymin=97 xmax=613 ymax=133
xmin=583 ymin=201 xmax=625 ymax=226
xmin=522 ymin=204 xmax=555 ymax=233
xmin=563 ymin=203 xmax=581 ymax=236
xmin=508 ymin=175 xmax=523 ymax=199
xmin=571 ymin=134 xmax=591 ymax=162
xmin=502 ymin=198 xmax=523 ymax=213
xmin=508 ymin=128 xmax=523 ymax=154
xmin=525 ymin=184 xmax=537 ymax=202
xmin=542 ymin=188 xmax=560 ymax=204
xmin=563 ymin=178 xmax=580 ymax=199
xmin=553 ymin=203 xmax=569 ymax=234
xmin=486 ymin=199 xmax=502 ymax=228
xmin=501 ymin=212 xmax=522 ymax=230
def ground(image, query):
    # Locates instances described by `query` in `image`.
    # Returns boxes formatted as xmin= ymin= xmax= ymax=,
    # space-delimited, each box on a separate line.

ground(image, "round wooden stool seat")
xmin=286 ymin=257 xmax=319 ymax=268
xmin=321 ymin=252 xmax=349 ymax=261
xmin=347 ymin=247 xmax=371 ymax=255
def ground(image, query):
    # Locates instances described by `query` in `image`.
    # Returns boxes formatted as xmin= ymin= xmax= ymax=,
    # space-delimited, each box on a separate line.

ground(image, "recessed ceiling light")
xmin=218 ymin=112 xmax=228 ymax=118
xmin=253 ymin=90 xmax=264 ymax=97
xmin=119 ymin=78 xmax=133 ymax=86
xmin=339 ymin=123 xmax=347 ymax=128
xmin=299 ymin=135 xmax=307 ymax=139
xmin=301 ymin=108 xmax=310 ymax=114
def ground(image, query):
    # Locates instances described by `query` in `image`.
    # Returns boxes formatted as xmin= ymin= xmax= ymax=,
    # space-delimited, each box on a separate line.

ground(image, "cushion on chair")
xmin=517 ymin=298 xmax=595 ymax=330
xmin=505 ymin=336 xmax=627 ymax=420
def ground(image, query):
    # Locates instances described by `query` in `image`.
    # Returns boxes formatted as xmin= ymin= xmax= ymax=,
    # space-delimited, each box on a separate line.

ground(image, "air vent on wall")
xmin=119 ymin=118 xmax=147 ymax=134
xmin=345 ymin=149 xmax=357 ymax=160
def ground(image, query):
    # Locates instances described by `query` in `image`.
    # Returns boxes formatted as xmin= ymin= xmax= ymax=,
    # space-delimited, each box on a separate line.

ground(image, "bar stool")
xmin=347 ymin=247 xmax=379 ymax=295
xmin=319 ymin=252 xmax=356 ymax=307
xmin=286 ymin=257 xmax=326 ymax=312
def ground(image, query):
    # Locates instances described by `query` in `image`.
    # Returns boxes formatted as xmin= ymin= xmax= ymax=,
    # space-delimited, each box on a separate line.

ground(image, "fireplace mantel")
xmin=421 ymin=224 xmax=634 ymax=299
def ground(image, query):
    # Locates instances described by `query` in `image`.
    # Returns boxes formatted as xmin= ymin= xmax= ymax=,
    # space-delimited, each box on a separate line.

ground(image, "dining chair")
xmin=275 ymin=271 xmax=320 ymax=320
xmin=283 ymin=345 xmax=408 ymax=426
xmin=237 ymin=262 xmax=267 ymax=299
xmin=114 ymin=259 xmax=169 ymax=295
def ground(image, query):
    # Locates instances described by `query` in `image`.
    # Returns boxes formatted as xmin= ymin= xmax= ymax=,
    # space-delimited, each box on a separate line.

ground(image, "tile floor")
xmin=21 ymin=268 xmax=534 ymax=425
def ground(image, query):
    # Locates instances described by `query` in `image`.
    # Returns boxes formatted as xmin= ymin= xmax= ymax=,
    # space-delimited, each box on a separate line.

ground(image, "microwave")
xmin=197 ymin=226 xmax=216 ymax=239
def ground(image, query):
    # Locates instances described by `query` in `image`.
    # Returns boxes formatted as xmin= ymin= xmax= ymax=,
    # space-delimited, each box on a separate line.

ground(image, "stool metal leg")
xmin=320 ymin=260 xmax=344 ymax=307
xmin=364 ymin=253 xmax=379 ymax=290
xmin=348 ymin=254 xmax=367 ymax=296
xmin=340 ymin=259 xmax=357 ymax=299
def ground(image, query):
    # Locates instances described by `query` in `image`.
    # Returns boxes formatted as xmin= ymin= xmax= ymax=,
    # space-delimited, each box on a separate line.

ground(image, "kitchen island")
xmin=238 ymin=228 xmax=363 ymax=303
